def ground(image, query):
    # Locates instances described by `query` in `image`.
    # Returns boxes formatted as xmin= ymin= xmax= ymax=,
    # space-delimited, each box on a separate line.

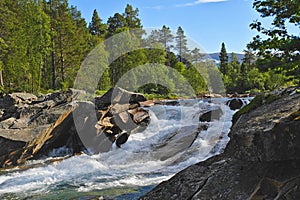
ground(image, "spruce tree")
xmin=219 ymin=42 xmax=228 ymax=75
xmin=88 ymin=9 xmax=106 ymax=37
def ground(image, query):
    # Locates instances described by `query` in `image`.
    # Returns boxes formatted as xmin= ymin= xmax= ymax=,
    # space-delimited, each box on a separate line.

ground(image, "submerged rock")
xmin=199 ymin=107 xmax=223 ymax=122
xmin=226 ymin=98 xmax=243 ymax=110
xmin=140 ymin=88 xmax=300 ymax=199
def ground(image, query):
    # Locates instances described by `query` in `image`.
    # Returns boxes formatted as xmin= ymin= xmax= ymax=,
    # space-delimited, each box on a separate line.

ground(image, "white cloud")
xmin=145 ymin=5 xmax=163 ymax=10
xmin=176 ymin=0 xmax=227 ymax=7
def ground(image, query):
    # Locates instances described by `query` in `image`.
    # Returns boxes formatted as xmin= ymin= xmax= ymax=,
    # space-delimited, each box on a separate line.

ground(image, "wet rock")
xmin=140 ymin=89 xmax=300 ymax=200
xmin=165 ymin=100 xmax=179 ymax=106
xmin=226 ymin=98 xmax=243 ymax=110
xmin=140 ymin=100 xmax=155 ymax=107
xmin=0 ymin=90 xmax=81 ymax=165
xmin=152 ymin=125 xmax=201 ymax=161
xmin=36 ymin=90 xmax=73 ymax=106
xmin=116 ymin=132 xmax=129 ymax=148
xmin=199 ymin=107 xmax=223 ymax=122
xmin=129 ymin=108 xmax=150 ymax=124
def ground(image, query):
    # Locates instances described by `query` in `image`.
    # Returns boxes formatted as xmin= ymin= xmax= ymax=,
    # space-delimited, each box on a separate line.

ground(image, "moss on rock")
xmin=232 ymin=93 xmax=279 ymax=125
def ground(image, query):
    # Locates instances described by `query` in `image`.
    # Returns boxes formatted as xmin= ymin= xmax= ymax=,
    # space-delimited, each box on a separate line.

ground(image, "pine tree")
xmin=88 ymin=9 xmax=106 ymax=37
xmin=0 ymin=0 xmax=51 ymax=92
xmin=0 ymin=37 xmax=8 ymax=87
xmin=175 ymin=26 xmax=188 ymax=62
xmin=230 ymin=52 xmax=240 ymax=74
xmin=219 ymin=42 xmax=228 ymax=75
xmin=159 ymin=25 xmax=173 ymax=51
xmin=107 ymin=13 xmax=127 ymax=36
xmin=191 ymin=48 xmax=204 ymax=63
xmin=46 ymin=0 xmax=90 ymax=89
xmin=123 ymin=4 xmax=142 ymax=29
xmin=147 ymin=29 xmax=160 ymax=47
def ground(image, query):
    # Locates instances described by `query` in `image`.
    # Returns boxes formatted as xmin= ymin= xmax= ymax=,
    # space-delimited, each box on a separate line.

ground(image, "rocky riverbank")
xmin=0 ymin=87 xmax=150 ymax=168
xmin=140 ymin=87 xmax=300 ymax=199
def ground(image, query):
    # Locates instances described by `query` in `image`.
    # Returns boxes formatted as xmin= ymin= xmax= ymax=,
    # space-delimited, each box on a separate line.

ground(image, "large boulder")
xmin=0 ymin=90 xmax=75 ymax=146
xmin=0 ymin=104 xmax=86 ymax=167
xmin=94 ymin=87 xmax=146 ymax=109
xmin=226 ymin=92 xmax=300 ymax=162
xmin=140 ymin=87 xmax=300 ymax=199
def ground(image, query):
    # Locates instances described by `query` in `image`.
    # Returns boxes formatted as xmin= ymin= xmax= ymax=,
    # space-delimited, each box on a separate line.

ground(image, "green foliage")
xmin=174 ymin=62 xmax=185 ymax=74
xmin=183 ymin=64 xmax=207 ymax=95
xmin=138 ymin=84 xmax=170 ymax=96
xmin=248 ymin=0 xmax=300 ymax=82
xmin=0 ymin=2 xmax=226 ymax=97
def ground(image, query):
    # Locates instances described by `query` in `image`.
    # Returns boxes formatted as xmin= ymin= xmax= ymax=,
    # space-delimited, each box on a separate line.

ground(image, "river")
xmin=0 ymin=98 xmax=250 ymax=199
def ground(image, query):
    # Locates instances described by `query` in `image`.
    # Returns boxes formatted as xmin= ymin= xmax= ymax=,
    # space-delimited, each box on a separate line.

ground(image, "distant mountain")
xmin=203 ymin=53 xmax=244 ymax=63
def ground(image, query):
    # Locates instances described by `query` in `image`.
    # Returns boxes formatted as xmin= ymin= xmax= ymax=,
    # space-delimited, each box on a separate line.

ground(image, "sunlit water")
xmin=0 ymin=98 xmax=250 ymax=199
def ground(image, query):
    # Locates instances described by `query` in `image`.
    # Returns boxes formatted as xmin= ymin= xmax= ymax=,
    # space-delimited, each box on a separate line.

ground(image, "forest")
xmin=0 ymin=0 xmax=299 ymax=96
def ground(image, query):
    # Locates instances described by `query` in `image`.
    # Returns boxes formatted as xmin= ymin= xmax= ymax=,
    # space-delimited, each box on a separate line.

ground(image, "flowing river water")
xmin=0 ymin=98 xmax=250 ymax=199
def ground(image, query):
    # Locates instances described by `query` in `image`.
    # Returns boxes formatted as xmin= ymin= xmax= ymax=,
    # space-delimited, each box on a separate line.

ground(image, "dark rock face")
xmin=226 ymin=98 xmax=243 ymax=110
xmin=140 ymin=88 xmax=300 ymax=199
xmin=226 ymin=93 xmax=300 ymax=162
xmin=0 ymin=104 xmax=85 ymax=167
xmin=199 ymin=107 xmax=223 ymax=122
xmin=0 ymin=136 xmax=26 ymax=157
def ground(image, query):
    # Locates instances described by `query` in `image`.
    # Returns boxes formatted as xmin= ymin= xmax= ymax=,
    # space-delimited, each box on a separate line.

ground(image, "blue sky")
xmin=68 ymin=0 xmax=261 ymax=53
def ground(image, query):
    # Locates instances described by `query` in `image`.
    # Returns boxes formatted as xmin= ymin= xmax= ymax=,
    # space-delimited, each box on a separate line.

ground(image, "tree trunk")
xmin=0 ymin=70 xmax=3 ymax=87
xmin=51 ymin=49 xmax=56 ymax=90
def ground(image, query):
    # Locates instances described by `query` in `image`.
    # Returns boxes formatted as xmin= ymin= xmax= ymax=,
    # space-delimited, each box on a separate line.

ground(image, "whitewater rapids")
xmin=0 ymin=98 xmax=249 ymax=199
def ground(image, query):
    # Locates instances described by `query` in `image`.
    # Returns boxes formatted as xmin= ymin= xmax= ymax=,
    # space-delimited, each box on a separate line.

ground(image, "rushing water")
xmin=0 ymin=98 xmax=250 ymax=200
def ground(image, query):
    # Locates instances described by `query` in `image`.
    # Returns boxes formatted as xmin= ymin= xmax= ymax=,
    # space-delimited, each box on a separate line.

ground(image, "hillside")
xmin=204 ymin=53 xmax=244 ymax=63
